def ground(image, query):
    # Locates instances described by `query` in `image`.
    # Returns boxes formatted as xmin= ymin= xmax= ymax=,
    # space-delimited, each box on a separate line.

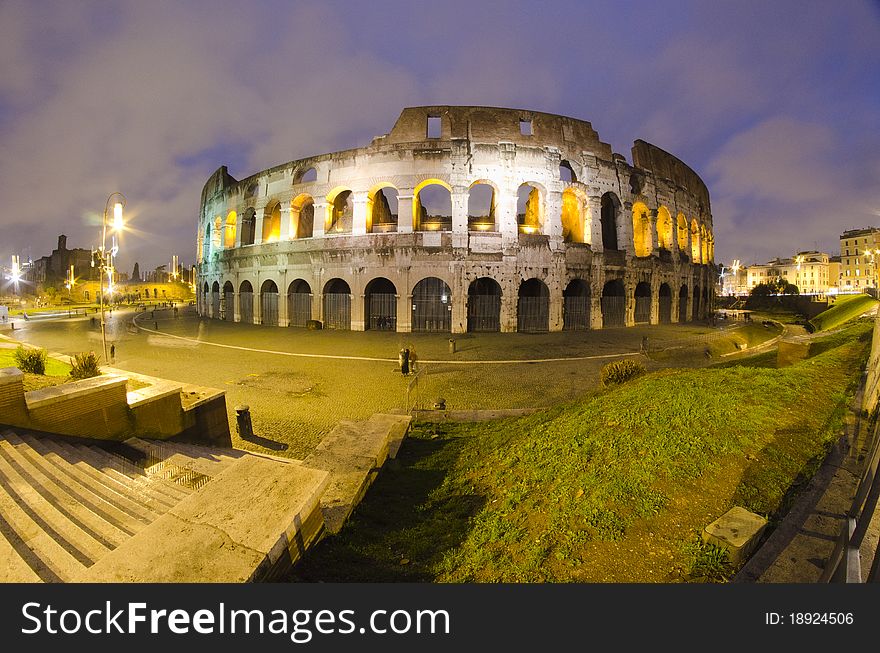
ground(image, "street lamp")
xmin=94 ymin=192 xmax=126 ymax=363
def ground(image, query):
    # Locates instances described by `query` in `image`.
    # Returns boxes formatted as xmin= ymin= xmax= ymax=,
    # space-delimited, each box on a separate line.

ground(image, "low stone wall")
xmin=0 ymin=366 xmax=231 ymax=445
xmin=863 ymin=314 xmax=880 ymax=414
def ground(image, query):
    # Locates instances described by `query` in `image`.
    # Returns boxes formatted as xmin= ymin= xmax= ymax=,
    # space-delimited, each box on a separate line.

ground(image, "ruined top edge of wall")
xmin=631 ymin=140 xmax=711 ymax=211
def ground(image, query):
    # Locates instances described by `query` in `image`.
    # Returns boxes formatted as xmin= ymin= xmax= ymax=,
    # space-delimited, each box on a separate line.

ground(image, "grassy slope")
xmin=295 ymin=324 xmax=870 ymax=583
xmin=809 ymin=295 xmax=877 ymax=332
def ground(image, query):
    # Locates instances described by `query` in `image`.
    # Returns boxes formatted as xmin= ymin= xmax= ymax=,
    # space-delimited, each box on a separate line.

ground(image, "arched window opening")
xmin=517 ymin=278 xmax=549 ymax=333
xmin=656 ymin=207 xmax=673 ymax=251
xmin=292 ymin=194 xmax=314 ymax=239
xmin=241 ymin=208 xmax=256 ymax=246
xmin=262 ymin=202 xmax=282 ymax=242
xmin=563 ymin=279 xmax=591 ymax=331
xmin=561 ymin=188 xmax=586 ymax=244
xmin=327 ymin=190 xmax=353 ymax=234
xmin=239 ymin=280 xmax=254 ymax=324
xmin=369 ymin=186 xmax=399 ymax=233
xmin=634 ymin=281 xmax=652 ymax=323
xmin=414 ymin=182 xmax=452 ymax=231
xmin=295 ymin=167 xmax=317 ymax=184
xmin=700 ymin=225 xmax=709 ymax=263
xmin=412 ymin=277 xmax=451 ymax=332
xmin=601 ymin=279 xmax=626 ymax=328
xmin=467 ymin=277 xmax=501 ymax=332
xmin=287 ymin=279 xmax=312 ymax=327
xmin=365 ymin=277 xmax=397 ymax=331
xmin=517 ymin=183 xmax=543 ymax=234
xmin=323 ymin=278 xmax=351 ymax=330
xmin=632 ymin=202 xmax=652 ymax=257
xmin=676 ymin=213 xmax=689 ymax=253
xmin=260 ymin=279 xmax=279 ymax=326
xmin=467 ymin=183 xmax=495 ymax=231
xmin=559 ymin=160 xmax=577 ymax=183
xmin=600 ymin=193 xmax=620 ymax=250
xmin=224 ymin=211 xmax=237 ymax=248
xmin=223 ymin=281 xmax=235 ymax=322
xmin=211 ymin=281 xmax=220 ymax=318
xmin=691 ymin=220 xmax=701 ymax=262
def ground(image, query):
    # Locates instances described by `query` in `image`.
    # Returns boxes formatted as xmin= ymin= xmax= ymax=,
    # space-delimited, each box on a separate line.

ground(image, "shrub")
xmin=70 ymin=352 xmax=101 ymax=380
xmin=600 ymin=359 xmax=646 ymax=386
xmin=13 ymin=345 xmax=47 ymax=374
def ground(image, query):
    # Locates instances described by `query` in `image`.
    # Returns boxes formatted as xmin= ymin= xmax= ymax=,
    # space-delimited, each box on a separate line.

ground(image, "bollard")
xmin=448 ymin=338 xmax=456 ymax=354
xmin=235 ymin=405 xmax=254 ymax=439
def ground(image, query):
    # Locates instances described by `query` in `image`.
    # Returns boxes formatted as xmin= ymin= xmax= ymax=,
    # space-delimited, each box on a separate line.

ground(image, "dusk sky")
xmin=1 ymin=0 xmax=878 ymax=274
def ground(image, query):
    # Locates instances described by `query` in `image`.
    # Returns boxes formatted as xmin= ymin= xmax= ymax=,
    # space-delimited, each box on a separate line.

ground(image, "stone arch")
xmin=262 ymin=201 xmax=282 ymax=243
xmin=211 ymin=281 xmax=220 ymax=318
xmin=601 ymin=192 xmax=620 ymax=250
xmin=679 ymin=284 xmax=689 ymax=322
xmin=239 ymin=280 xmax=254 ymax=324
xmin=707 ymin=230 xmax=715 ymax=262
xmin=212 ymin=216 xmax=222 ymax=250
xmin=658 ymin=282 xmax=672 ymax=324
xmin=291 ymin=193 xmax=314 ymax=239
xmin=563 ymin=278 xmax=591 ymax=330
xmin=516 ymin=182 xmax=544 ymax=234
xmin=364 ymin=277 xmax=397 ymax=331
xmin=323 ymin=278 xmax=351 ymax=330
xmin=518 ymin=278 xmax=550 ymax=333
xmin=294 ymin=166 xmax=317 ymax=184
xmin=411 ymin=276 xmax=451 ymax=332
xmin=559 ymin=160 xmax=577 ymax=183
xmin=656 ymin=206 xmax=673 ymax=251
xmin=413 ymin=179 xmax=452 ymax=231
xmin=260 ymin=279 xmax=279 ymax=326
xmin=368 ymin=183 xmax=399 ymax=233
xmin=601 ymin=279 xmax=626 ymax=328
xmin=467 ymin=180 xmax=497 ymax=231
xmin=693 ymin=284 xmax=702 ymax=320
xmin=203 ymin=224 xmax=212 ymax=261
xmin=691 ymin=219 xmax=701 ymax=262
xmin=287 ymin=279 xmax=312 ymax=327
xmin=326 ymin=187 xmax=353 ymax=234
xmin=240 ymin=208 xmax=256 ymax=246
xmin=561 ymin=187 xmax=587 ymax=244
xmin=467 ymin=277 xmax=502 ymax=332
xmin=700 ymin=225 xmax=709 ymax=263
xmin=223 ymin=280 xmax=235 ymax=322
xmin=632 ymin=201 xmax=652 ymax=257
xmin=676 ymin=213 xmax=688 ymax=252
xmin=224 ymin=211 xmax=237 ymax=248
xmin=634 ymin=281 xmax=652 ymax=323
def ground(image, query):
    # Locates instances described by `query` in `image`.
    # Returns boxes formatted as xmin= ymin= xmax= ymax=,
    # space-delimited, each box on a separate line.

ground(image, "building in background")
xmin=23 ymin=235 xmax=97 ymax=290
xmin=743 ymin=251 xmax=836 ymax=296
xmin=839 ymin=228 xmax=880 ymax=292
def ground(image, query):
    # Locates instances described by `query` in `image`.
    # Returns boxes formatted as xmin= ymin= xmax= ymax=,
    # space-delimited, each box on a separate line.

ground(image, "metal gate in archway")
xmin=211 ymin=291 xmax=220 ymax=318
xmin=517 ymin=280 xmax=549 ymax=333
xmin=658 ymin=287 xmax=672 ymax=324
xmin=679 ymin=289 xmax=689 ymax=322
xmin=412 ymin=278 xmax=451 ymax=332
xmin=563 ymin=280 xmax=591 ymax=330
xmin=367 ymin=293 xmax=397 ymax=330
xmin=323 ymin=293 xmax=351 ymax=330
xmin=467 ymin=278 xmax=502 ymax=332
xmin=224 ymin=291 xmax=235 ymax=321
xmin=239 ymin=292 xmax=253 ymax=323
xmin=287 ymin=293 xmax=311 ymax=327
xmin=261 ymin=292 xmax=278 ymax=326
xmin=634 ymin=283 xmax=652 ymax=324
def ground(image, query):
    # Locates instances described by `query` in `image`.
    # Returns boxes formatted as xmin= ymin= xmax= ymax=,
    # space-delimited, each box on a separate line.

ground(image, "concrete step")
xmin=0 ymin=447 xmax=110 ymax=565
xmin=0 ymin=520 xmax=41 ymax=582
xmin=0 ymin=466 xmax=88 ymax=582
xmin=17 ymin=434 xmax=162 ymax=525
xmin=85 ymin=445 xmax=192 ymax=504
xmin=124 ymin=438 xmax=242 ymax=479
xmin=0 ymin=437 xmax=129 ymax=548
xmin=368 ymin=413 xmax=412 ymax=458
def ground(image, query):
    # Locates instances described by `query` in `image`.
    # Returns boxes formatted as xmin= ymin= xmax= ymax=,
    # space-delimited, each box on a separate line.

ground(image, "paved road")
xmin=4 ymin=306 xmax=723 ymax=458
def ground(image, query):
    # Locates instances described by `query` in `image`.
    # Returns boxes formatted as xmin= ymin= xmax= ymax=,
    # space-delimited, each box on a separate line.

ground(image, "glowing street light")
xmin=94 ymin=192 xmax=126 ymax=363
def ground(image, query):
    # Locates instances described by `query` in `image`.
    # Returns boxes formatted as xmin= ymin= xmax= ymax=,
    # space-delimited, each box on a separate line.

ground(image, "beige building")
xmin=840 ymin=228 xmax=880 ymax=292
xmin=744 ymin=251 xmax=835 ymax=295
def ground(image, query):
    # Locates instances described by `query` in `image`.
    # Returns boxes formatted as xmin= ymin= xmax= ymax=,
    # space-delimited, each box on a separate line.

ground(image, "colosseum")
xmin=196 ymin=106 xmax=715 ymax=333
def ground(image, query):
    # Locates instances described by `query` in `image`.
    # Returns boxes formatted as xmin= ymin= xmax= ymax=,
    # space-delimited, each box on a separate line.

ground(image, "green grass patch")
xmin=0 ymin=348 xmax=73 ymax=392
xmin=293 ymin=326 xmax=868 ymax=582
xmin=808 ymin=295 xmax=877 ymax=332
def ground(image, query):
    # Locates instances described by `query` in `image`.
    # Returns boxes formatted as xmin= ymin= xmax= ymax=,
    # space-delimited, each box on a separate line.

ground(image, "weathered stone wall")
xmin=196 ymin=106 xmax=716 ymax=333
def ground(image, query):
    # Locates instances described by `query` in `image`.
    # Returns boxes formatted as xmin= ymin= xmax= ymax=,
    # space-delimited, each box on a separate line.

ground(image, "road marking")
xmin=131 ymin=313 xmax=642 ymax=365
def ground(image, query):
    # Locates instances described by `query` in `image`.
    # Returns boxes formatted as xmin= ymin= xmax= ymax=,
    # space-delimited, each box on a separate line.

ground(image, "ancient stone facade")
xmin=196 ymin=106 xmax=715 ymax=333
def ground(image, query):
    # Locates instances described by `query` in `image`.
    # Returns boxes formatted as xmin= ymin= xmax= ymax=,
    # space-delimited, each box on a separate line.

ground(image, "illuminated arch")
xmin=262 ymin=201 xmax=282 ymax=242
xmin=240 ymin=208 xmax=256 ymax=246
xmin=224 ymin=211 xmax=237 ymax=248
xmin=676 ymin=213 xmax=688 ymax=252
xmin=632 ymin=201 xmax=652 ymax=257
xmin=656 ymin=206 xmax=673 ymax=251
xmin=291 ymin=193 xmax=314 ymax=239
xmin=691 ymin=219 xmax=701 ymax=262
xmin=326 ymin=187 xmax=353 ymax=234
xmin=700 ymin=225 xmax=709 ymax=262
xmin=368 ymin=182 xmax=399 ymax=233
xmin=561 ymin=187 xmax=587 ymax=244
xmin=467 ymin=180 xmax=497 ymax=231
xmin=516 ymin=182 xmax=544 ymax=234
xmin=600 ymin=193 xmax=620 ymax=250
xmin=413 ymin=179 xmax=452 ymax=231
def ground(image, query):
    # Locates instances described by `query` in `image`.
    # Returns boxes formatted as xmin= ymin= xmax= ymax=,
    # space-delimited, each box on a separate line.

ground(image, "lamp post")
xmin=95 ymin=192 xmax=125 ymax=363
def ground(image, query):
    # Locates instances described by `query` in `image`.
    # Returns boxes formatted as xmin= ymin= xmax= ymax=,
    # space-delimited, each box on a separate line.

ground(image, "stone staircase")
xmin=0 ymin=429 xmax=194 ymax=582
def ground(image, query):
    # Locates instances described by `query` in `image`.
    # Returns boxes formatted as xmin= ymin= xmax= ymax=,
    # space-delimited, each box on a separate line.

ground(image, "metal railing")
xmin=405 ymin=364 xmax=430 ymax=413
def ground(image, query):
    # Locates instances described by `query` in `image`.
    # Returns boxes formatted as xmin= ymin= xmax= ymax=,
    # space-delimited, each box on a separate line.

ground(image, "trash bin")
xmin=235 ymin=405 xmax=253 ymax=438
xmin=399 ymin=348 xmax=410 ymax=376
xmin=448 ymin=338 xmax=456 ymax=354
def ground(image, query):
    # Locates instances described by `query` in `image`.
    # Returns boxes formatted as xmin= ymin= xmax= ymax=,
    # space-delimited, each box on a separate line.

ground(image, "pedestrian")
xmin=408 ymin=345 xmax=417 ymax=375
xmin=399 ymin=348 xmax=410 ymax=376
xmin=110 ymin=344 xmax=115 ymax=361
